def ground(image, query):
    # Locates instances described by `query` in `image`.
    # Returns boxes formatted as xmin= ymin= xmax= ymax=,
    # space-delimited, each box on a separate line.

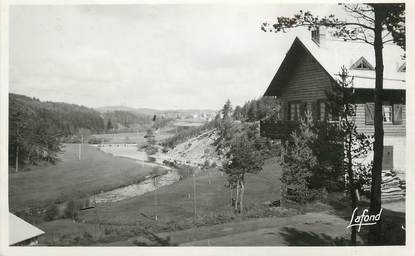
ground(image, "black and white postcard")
xmin=0 ymin=1 xmax=413 ymax=255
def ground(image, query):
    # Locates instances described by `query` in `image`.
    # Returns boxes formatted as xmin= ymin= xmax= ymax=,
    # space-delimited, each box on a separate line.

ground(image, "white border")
xmin=1 ymin=0 xmax=414 ymax=255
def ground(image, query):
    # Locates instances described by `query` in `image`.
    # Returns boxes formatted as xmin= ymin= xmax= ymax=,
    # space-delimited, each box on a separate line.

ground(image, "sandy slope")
xmin=161 ymin=130 xmax=224 ymax=167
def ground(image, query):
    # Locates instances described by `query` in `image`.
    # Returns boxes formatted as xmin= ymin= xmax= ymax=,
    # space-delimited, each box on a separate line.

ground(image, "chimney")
xmin=311 ymin=26 xmax=327 ymax=47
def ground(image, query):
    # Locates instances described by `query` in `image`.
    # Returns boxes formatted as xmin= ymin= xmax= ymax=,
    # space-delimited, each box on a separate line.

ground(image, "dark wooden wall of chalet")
xmin=355 ymin=104 xmax=406 ymax=136
xmin=278 ymin=53 xmax=334 ymax=120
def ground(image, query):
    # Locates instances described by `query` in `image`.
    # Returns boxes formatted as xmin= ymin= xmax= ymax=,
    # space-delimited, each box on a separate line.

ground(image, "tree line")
xmin=9 ymin=94 xmax=104 ymax=168
xmin=103 ymin=110 xmax=152 ymax=132
xmin=232 ymin=97 xmax=280 ymax=122
xmin=161 ymin=121 xmax=217 ymax=149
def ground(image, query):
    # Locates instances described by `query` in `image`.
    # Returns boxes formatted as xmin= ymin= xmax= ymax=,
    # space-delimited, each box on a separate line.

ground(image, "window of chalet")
xmin=365 ymin=103 xmax=403 ymax=125
xmin=383 ymin=106 xmax=392 ymax=123
xmin=319 ymin=101 xmax=326 ymax=121
xmin=288 ymin=102 xmax=302 ymax=121
xmin=318 ymin=100 xmax=339 ymax=122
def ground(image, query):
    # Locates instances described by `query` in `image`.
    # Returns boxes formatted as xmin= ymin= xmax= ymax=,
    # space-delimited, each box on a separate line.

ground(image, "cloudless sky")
xmin=10 ymin=4 xmax=346 ymax=110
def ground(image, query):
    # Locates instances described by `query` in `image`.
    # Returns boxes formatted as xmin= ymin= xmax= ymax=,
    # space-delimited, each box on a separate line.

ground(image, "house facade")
xmin=261 ymin=28 xmax=406 ymax=172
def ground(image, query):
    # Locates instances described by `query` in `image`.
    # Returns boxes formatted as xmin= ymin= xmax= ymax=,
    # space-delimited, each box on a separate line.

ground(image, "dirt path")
xmin=102 ymin=211 xmax=359 ymax=246
xmin=178 ymin=212 xmax=358 ymax=246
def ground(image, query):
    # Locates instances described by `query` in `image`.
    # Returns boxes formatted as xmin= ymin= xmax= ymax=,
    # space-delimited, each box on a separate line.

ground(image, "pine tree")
xmin=247 ymin=101 xmax=257 ymax=121
xmin=106 ymin=119 xmax=113 ymax=131
xmin=280 ymin=112 xmax=320 ymax=204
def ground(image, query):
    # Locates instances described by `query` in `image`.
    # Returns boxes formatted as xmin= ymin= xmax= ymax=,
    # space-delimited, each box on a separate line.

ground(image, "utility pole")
xmin=193 ymin=171 xmax=197 ymax=219
xmin=187 ymin=168 xmax=191 ymax=199
xmin=15 ymin=145 xmax=19 ymax=173
xmin=154 ymin=176 xmax=158 ymax=221
xmin=78 ymin=135 xmax=83 ymax=160
xmin=94 ymin=195 xmax=100 ymax=239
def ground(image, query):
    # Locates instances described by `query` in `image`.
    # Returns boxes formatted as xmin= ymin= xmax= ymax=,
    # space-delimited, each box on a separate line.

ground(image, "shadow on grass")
xmin=278 ymin=227 xmax=357 ymax=246
xmin=326 ymin=193 xmax=405 ymax=245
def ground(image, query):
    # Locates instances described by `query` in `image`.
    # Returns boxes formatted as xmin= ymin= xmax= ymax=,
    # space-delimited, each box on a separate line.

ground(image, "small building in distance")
xmin=9 ymin=213 xmax=45 ymax=246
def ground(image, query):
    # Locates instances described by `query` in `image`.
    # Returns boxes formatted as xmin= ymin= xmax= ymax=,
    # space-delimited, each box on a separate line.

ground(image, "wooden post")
xmin=15 ymin=145 xmax=19 ymax=173
xmin=235 ymin=181 xmax=240 ymax=212
xmin=78 ymin=135 xmax=83 ymax=160
xmin=230 ymin=188 xmax=233 ymax=205
xmin=193 ymin=172 xmax=197 ymax=219
xmin=154 ymin=176 xmax=158 ymax=221
xmin=94 ymin=195 xmax=101 ymax=239
xmin=240 ymin=181 xmax=244 ymax=214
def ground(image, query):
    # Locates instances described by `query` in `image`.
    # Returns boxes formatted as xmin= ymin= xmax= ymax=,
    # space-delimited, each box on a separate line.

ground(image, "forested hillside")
xmin=9 ymin=94 xmax=105 ymax=167
xmin=102 ymin=110 xmax=151 ymax=131
xmin=232 ymin=97 xmax=280 ymax=122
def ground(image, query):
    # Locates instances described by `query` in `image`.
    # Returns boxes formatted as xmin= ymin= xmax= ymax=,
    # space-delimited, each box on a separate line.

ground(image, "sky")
xmin=10 ymin=4 xmax=346 ymax=110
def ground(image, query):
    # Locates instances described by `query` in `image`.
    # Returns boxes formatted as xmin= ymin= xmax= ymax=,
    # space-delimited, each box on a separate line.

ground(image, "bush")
xmin=202 ymin=160 xmax=210 ymax=169
xmin=64 ymin=199 xmax=79 ymax=219
xmin=280 ymin=113 xmax=322 ymax=204
xmin=80 ymin=231 xmax=94 ymax=245
xmin=44 ymin=204 xmax=58 ymax=221
xmin=145 ymin=145 xmax=158 ymax=156
xmin=88 ymin=137 xmax=102 ymax=144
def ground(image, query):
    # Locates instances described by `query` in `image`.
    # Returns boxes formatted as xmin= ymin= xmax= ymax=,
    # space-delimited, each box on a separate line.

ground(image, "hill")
xmin=96 ymin=105 xmax=217 ymax=120
xmin=9 ymin=93 xmax=105 ymax=166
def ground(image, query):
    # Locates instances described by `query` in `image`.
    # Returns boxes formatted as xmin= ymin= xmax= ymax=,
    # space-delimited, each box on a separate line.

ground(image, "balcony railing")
xmin=259 ymin=119 xmax=300 ymax=139
xmin=260 ymin=118 xmax=341 ymax=140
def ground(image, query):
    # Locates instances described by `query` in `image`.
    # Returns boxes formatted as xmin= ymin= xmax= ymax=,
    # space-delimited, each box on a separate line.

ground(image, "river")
xmin=88 ymin=144 xmax=181 ymax=204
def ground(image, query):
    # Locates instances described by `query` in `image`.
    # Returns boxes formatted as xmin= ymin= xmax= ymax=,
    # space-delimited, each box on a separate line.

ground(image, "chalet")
xmin=261 ymin=27 xmax=406 ymax=171
xmin=9 ymin=213 xmax=45 ymax=246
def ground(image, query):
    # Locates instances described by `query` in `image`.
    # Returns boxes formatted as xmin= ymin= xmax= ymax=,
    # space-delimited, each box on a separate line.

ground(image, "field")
xmin=9 ymin=144 xmax=156 ymax=211
xmin=173 ymin=118 xmax=207 ymax=127
xmin=10 ymin=143 xmax=405 ymax=246
xmin=31 ymin=157 xmax=283 ymax=244
xmin=36 ymin=156 xmax=362 ymax=246
xmin=78 ymin=157 xmax=282 ymax=225
xmin=91 ymin=128 xmax=175 ymax=146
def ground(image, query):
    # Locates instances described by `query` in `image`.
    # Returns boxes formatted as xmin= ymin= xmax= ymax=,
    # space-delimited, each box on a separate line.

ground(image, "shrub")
xmin=80 ymin=231 xmax=94 ymax=245
xmin=280 ymin=113 xmax=321 ymax=204
xmin=88 ymin=137 xmax=102 ymax=144
xmin=64 ymin=199 xmax=79 ymax=220
xmin=202 ymin=160 xmax=210 ymax=169
xmin=44 ymin=204 xmax=58 ymax=221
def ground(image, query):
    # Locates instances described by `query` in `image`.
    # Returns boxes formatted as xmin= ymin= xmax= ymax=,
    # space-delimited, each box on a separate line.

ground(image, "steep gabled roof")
xmin=9 ymin=213 xmax=45 ymax=245
xmin=264 ymin=35 xmax=405 ymax=96
xmin=264 ymin=37 xmax=338 ymax=96
xmin=350 ymin=56 xmax=375 ymax=70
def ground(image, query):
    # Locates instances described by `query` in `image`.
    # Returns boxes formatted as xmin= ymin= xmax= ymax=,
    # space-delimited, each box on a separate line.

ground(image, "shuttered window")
xmin=393 ymin=104 xmax=403 ymax=125
xmin=289 ymin=102 xmax=301 ymax=121
xmin=319 ymin=101 xmax=326 ymax=121
xmin=365 ymin=103 xmax=404 ymax=125
xmin=383 ymin=106 xmax=392 ymax=123
xmin=365 ymin=103 xmax=374 ymax=125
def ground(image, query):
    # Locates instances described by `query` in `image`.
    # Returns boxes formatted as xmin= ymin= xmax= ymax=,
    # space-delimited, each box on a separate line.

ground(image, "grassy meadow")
xmin=77 ymin=157 xmax=281 ymax=225
xmin=32 ymin=157 xmax=283 ymax=245
xmin=9 ymin=144 xmax=155 ymax=211
xmin=91 ymin=128 xmax=176 ymax=146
